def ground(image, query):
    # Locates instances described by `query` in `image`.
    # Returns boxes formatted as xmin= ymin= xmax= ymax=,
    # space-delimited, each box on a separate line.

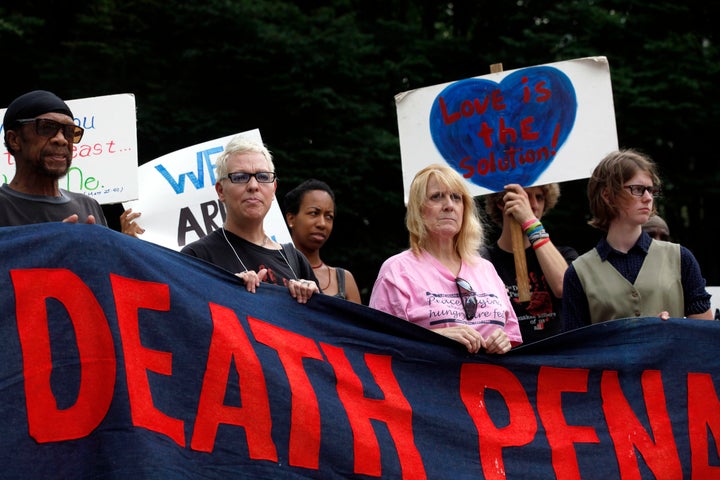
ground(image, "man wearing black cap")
xmin=1 ymin=90 xmax=108 ymax=226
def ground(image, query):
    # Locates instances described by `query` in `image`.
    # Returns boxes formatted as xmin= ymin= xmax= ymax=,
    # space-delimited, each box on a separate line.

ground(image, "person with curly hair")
xmin=480 ymin=183 xmax=578 ymax=344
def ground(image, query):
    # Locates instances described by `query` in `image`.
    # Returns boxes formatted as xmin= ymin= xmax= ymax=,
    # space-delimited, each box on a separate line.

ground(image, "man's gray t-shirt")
xmin=0 ymin=184 xmax=107 ymax=226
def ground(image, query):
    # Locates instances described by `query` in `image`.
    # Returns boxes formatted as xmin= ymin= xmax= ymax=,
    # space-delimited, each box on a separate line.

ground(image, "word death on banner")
xmin=1 ymin=224 xmax=719 ymax=479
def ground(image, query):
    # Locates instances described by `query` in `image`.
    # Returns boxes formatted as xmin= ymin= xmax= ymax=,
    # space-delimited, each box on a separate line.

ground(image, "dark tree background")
xmin=2 ymin=0 xmax=719 ymax=303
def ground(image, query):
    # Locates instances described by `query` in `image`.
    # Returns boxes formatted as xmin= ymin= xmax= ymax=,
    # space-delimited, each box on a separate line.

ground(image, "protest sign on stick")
xmin=395 ymin=56 xmax=618 ymax=199
xmin=489 ymin=62 xmax=531 ymax=302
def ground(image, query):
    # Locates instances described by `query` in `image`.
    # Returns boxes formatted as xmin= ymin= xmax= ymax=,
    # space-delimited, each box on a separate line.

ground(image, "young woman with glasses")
xmin=561 ymin=149 xmax=713 ymax=330
xmin=369 ymin=164 xmax=522 ymax=354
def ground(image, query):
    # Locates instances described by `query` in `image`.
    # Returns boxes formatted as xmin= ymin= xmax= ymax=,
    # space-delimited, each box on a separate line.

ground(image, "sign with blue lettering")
xmin=395 ymin=56 xmax=618 ymax=200
xmin=122 ymin=129 xmax=291 ymax=250
xmin=0 ymin=93 xmax=138 ymax=204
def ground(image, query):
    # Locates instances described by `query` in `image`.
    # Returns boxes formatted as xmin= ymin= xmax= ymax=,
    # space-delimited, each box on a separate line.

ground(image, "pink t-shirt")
xmin=369 ymin=249 xmax=522 ymax=346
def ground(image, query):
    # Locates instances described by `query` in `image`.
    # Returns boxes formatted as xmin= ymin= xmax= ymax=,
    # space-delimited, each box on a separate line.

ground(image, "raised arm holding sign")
xmin=480 ymin=182 xmax=579 ymax=344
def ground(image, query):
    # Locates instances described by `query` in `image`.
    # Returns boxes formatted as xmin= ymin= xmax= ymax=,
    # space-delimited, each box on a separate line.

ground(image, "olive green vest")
xmin=573 ymin=240 xmax=683 ymax=324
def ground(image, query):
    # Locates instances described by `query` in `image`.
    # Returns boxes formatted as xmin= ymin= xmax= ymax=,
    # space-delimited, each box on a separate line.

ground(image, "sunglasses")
xmin=224 ymin=171 xmax=277 ymax=184
xmin=455 ymin=277 xmax=478 ymax=320
xmin=16 ymin=118 xmax=84 ymax=144
xmin=624 ymin=184 xmax=661 ymax=197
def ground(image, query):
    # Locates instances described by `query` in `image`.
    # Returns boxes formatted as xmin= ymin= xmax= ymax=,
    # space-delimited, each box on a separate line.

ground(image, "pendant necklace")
xmin=277 ymin=245 xmax=298 ymax=280
xmin=222 ymin=227 xmax=297 ymax=280
xmin=222 ymin=227 xmax=249 ymax=273
xmin=312 ymin=262 xmax=331 ymax=290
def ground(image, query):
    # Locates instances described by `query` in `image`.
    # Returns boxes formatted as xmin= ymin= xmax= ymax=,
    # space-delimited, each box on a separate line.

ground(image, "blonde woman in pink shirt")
xmin=369 ymin=164 xmax=522 ymax=354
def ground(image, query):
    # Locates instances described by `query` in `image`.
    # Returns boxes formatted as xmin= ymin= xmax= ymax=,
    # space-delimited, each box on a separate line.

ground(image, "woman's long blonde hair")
xmin=406 ymin=164 xmax=484 ymax=261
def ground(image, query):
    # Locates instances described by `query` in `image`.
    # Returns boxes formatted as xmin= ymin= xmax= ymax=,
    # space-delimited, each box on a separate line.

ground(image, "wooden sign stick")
xmin=489 ymin=63 xmax=531 ymax=302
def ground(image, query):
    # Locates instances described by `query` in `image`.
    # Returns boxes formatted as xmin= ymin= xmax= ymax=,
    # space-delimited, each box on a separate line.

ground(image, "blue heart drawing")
xmin=429 ymin=66 xmax=577 ymax=191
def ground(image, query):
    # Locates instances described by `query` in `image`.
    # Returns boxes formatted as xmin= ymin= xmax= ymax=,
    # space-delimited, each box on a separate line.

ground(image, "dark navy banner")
xmin=1 ymin=223 xmax=719 ymax=479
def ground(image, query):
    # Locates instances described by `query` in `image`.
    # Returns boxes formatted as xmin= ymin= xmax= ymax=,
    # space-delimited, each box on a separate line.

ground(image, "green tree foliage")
xmin=2 ymin=0 xmax=719 ymax=301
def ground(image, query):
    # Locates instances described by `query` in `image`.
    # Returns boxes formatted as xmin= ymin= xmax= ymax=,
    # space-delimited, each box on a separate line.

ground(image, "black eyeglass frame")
xmin=15 ymin=118 xmax=84 ymax=144
xmin=455 ymin=277 xmax=478 ymax=320
xmin=224 ymin=171 xmax=277 ymax=184
xmin=624 ymin=184 xmax=661 ymax=197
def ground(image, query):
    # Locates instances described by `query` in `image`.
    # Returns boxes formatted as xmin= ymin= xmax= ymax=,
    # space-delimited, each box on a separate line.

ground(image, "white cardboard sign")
xmin=395 ymin=56 xmax=618 ymax=201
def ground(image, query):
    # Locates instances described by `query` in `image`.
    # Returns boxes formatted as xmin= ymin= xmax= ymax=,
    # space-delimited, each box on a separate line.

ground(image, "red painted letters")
xmin=191 ymin=303 xmax=277 ymax=460
xmin=602 ymin=370 xmax=681 ymax=478
xmin=111 ymin=274 xmax=185 ymax=446
xmin=11 ymin=268 xmax=116 ymax=442
xmin=460 ymin=364 xmax=537 ymax=480
xmin=537 ymin=366 xmax=600 ymax=479
xmin=248 ymin=317 xmax=324 ymax=469
xmin=687 ymin=373 xmax=720 ymax=478
xmin=322 ymin=344 xmax=426 ymax=479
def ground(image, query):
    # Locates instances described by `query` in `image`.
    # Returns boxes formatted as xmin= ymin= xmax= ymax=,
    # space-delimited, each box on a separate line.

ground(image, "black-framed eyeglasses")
xmin=15 ymin=118 xmax=84 ymax=144
xmin=224 ymin=171 xmax=277 ymax=184
xmin=624 ymin=185 xmax=661 ymax=197
xmin=456 ymin=277 xmax=478 ymax=320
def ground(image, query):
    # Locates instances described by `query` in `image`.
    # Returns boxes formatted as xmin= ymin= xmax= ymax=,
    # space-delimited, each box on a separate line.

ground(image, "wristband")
xmin=528 ymin=231 xmax=549 ymax=244
xmin=532 ymin=237 xmax=551 ymax=250
xmin=521 ymin=218 xmax=539 ymax=232
xmin=526 ymin=224 xmax=544 ymax=236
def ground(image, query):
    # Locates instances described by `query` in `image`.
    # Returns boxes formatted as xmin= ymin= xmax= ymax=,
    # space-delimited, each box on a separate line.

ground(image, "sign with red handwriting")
xmin=395 ymin=56 xmax=617 ymax=200
xmin=0 ymin=93 xmax=138 ymax=204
